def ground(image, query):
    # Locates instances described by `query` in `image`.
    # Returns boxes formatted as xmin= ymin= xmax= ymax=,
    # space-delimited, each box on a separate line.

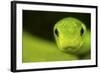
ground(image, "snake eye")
xmin=80 ymin=27 xmax=84 ymax=36
xmin=55 ymin=28 xmax=59 ymax=37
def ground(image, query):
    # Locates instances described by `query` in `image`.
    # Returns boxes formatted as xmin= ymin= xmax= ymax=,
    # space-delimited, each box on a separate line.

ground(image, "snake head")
xmin=54 ymin=17 xmax=86 ymax=54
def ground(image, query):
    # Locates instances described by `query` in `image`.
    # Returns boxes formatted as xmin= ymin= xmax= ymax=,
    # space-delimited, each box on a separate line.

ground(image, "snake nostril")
xmin=55 ymin=28 xmax=59 ymax=37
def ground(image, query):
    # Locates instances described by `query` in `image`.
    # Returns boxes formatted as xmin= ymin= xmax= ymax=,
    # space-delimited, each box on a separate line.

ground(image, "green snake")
xmin=23 ymin=17 xmax=91 ymax=63
xmin=53 ymin=17 xmax=91 ymax=57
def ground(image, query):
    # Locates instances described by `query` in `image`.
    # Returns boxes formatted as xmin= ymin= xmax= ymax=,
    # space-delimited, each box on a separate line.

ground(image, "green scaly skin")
xmin=54 ymin=17 xmax=91 ymax=58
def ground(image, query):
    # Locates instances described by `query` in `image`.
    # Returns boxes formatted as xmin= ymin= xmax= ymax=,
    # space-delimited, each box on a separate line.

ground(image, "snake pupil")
xmin=80 ymin=28 xmax=84 ymax=36
xmin=55 ymin=29 xmax=59 ymax=37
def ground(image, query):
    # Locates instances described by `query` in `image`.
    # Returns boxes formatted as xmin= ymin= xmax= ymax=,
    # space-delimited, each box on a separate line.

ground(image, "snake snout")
xmin=63 ymin=46 xmax=77 ymax=53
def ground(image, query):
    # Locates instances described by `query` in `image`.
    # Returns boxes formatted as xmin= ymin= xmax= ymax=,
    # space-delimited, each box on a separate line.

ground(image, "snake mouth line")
xmin=62 ymin=47 xmax=75 ymax=53
xmin=62 ymin=46 xmax=82 ymax=54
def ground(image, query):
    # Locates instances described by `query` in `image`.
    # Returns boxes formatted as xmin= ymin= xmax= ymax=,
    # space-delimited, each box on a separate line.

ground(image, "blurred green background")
xmin=22 ymin=10 xmax=91 ymax=63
